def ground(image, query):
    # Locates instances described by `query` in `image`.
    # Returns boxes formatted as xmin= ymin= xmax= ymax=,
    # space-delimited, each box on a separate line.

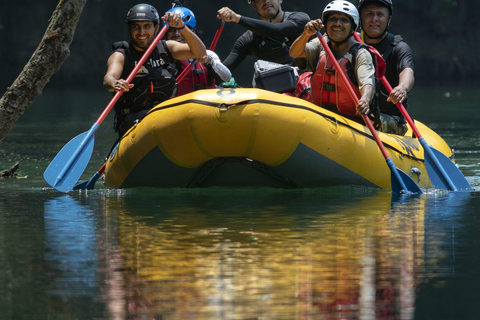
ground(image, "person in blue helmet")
xmin=216 ymin=0 xmax=310 ymax=81
xmin=103 ymin=3 xmax=206 ymax=136
xmin=165 ymin=3 xmax=231 ymax=96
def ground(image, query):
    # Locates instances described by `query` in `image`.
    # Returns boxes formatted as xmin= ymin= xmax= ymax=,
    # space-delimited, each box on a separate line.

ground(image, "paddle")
xmin=209 ymin=21 xmax=225 ymax=51
xmin=74 ymin=22 xmax=226 ymax=191
xmin=353 ymin=33 xmax=472 ymax=191
xmin=72 ymin=164 xmax=105 ymax=191
xmin=317 ymin=32 xmax=421 ymax=194
xmin=44 ymin=25 xmax=170 ymax=193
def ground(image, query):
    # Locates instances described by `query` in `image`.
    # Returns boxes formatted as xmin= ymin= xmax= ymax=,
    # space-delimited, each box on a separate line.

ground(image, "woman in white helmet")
xmin=290 ymin=1 xmax=376 ymax=123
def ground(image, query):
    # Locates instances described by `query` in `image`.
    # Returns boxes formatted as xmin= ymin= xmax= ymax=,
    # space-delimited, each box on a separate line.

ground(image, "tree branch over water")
xmin=0 ymin=0 xmax=86 ymax=142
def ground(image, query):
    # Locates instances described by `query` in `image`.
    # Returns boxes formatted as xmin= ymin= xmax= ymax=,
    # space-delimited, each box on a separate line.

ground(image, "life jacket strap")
xmin=323 ymin=83 xmax=336 ymax=92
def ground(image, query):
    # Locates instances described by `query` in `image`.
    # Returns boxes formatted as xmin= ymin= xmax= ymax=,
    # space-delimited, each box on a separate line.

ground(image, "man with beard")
xmin=103 ymin=3 xmax=206 ymax=136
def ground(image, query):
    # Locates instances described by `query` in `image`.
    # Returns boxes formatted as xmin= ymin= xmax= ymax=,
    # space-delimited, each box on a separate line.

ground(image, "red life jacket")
xmin=311 ymin=51 xmax=362 ymax=118
xmin=296 ymin=42 xmax=385 ymax=109
xmin=176 ymin=60 xmax=216 ymax=96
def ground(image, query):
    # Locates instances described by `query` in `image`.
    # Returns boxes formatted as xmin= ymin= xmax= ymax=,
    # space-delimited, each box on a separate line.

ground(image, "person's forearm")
xmin=182 ymin=27 xmax=206 ymax=58
xmin=360 ymin=84 xmax=374 ymax=104
xmin=289 ymin=32 xmax=310 ymax=58
xmin=398 ymin=68 xmax=414 ymax=92
xmin=357 ymin=84 xmax=374 ymax=115
xmin=103 ymin=75 xmax=116 ymax=92
xmin=222 ymin=51 xmax=244 ymax=73
xmin=239 ymin=16 xmax=299 ymax=38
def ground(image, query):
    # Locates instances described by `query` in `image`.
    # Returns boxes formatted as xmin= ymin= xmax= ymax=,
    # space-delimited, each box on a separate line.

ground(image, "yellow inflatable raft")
xmin=104 ymin=88 xmax=453 ymax=190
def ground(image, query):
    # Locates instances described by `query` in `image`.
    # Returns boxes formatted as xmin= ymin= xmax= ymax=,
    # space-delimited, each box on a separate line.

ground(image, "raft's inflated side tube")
xmin=104 ymin=88 xmax=453 ymax=189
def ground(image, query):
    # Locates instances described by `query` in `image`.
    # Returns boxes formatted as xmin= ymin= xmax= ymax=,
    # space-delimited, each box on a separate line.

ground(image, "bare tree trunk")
xmin=0 ymin=0 xmax=86 ymax=142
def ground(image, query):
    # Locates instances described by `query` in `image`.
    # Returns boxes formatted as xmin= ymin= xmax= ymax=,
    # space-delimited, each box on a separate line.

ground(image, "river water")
xmin=1 ymin=84 xmax=479 ymax=320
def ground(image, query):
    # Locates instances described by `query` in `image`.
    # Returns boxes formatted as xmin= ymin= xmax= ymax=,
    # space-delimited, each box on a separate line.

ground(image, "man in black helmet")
xmin=358 ymin=0 xmax=414 ymax=136
xmin=216 ymin=0 xmax=309 ymax=83
xmin=103 ymin=3 xmax=206 ymax=136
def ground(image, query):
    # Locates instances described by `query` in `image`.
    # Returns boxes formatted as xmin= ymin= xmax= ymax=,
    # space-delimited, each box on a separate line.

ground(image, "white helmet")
xmin=322 ymin=1 xmax=359 ymax=31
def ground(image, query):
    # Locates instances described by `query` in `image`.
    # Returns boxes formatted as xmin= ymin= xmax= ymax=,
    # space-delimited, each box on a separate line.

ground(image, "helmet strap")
xmin=269 ymin=8 xmax=281 ymax=22
xmin=171 ymin=0 xmax=185 ymax=8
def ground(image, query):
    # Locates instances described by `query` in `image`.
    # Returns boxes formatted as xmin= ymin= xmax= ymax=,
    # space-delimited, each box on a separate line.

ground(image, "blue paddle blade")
xmin=424 ymin=146 xmax=472 ymax=191
xmin=385 ymin=158 xmax=422 ymax=194
xmin=390 ymin=167 xmax=423 ymax=194
xmin=44 ymin=131 xmax=95 ymax=193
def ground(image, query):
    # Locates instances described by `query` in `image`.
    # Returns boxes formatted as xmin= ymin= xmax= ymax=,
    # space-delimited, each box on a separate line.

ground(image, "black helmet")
xmin=126 ymin=3 xmax=160 ymax=25
xmin=358 ymin=0 xmax=393 ymax=15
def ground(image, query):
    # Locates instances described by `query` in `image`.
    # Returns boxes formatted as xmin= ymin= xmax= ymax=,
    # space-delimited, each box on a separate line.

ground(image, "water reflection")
xmin=40 ymin=189 xmax=475 ymax=319
xmin=93 ymin=189 xmax=464 ymax=319
xmin=44 ymin=196 xmax=98 ymax=297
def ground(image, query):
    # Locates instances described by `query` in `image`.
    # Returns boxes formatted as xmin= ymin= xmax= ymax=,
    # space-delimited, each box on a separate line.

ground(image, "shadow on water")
xmin=30 ymin=188 xmax=479 ymax=319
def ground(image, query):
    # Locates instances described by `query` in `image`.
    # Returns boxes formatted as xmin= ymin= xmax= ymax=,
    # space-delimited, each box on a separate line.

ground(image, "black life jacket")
xmin=382 ymin=34 xmax=403 ymax=62
xmin=112 ymin=40 xmax=178 ymax=116
xmin=375 ymin=34 xmax=406 ymax=119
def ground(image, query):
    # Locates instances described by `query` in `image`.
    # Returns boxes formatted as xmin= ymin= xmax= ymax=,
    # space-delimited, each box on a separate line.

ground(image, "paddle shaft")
xmin=352 ymin=33 xmax=459 ymax=191
xmin=209 ymin=22 xmax=225 ymax=50
xmin=176 ymin=22 xmax=225 ymax=83
xmin=95 ymin=163 xmax=106 ymax=176
xmin=317 ymin=33 xmax=409 ymax=192
xmin=72 ymin=163 xmax=105 ymax=190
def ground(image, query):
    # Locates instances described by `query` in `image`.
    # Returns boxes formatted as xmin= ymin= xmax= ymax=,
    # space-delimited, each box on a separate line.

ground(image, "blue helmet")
xmin=166 ymin=7 xmax=196 ymax=30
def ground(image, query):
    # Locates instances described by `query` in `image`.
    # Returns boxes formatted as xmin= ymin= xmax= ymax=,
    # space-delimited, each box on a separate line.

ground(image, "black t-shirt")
xmin=223 ymin=11 xmax=310 ymax=72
